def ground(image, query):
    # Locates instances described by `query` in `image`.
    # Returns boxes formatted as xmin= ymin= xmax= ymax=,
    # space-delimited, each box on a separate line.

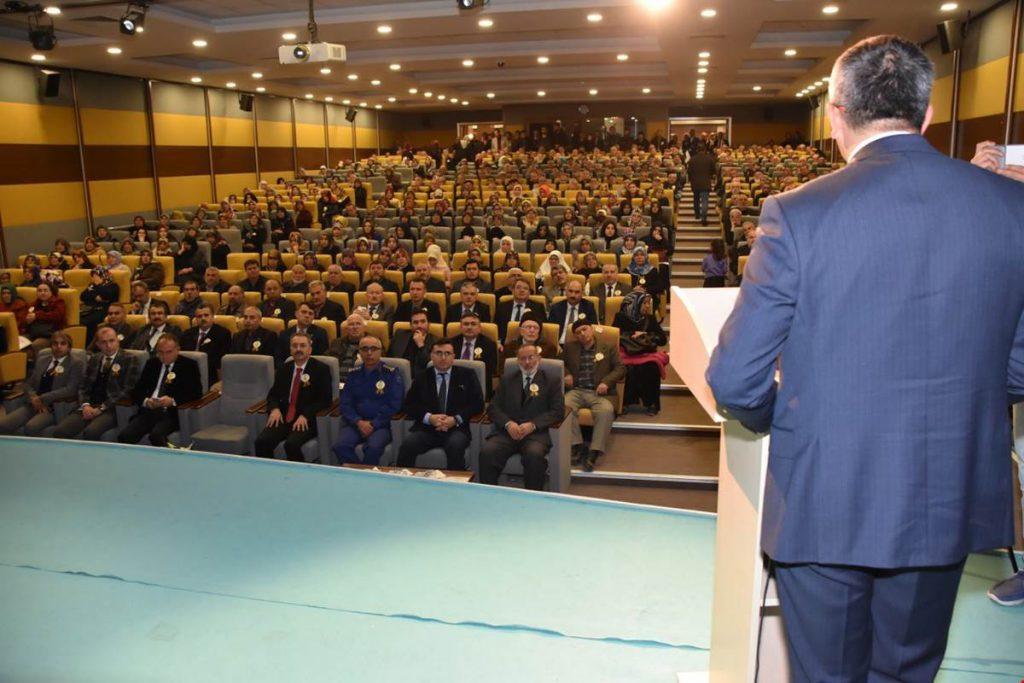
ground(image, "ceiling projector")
xmin=279 ymin=42 xmax=347 ymax=65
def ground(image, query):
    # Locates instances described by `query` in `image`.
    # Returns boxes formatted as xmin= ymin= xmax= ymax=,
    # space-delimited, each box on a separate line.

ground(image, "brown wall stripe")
xmin=0 ymin=144 xmax=83 ymax=184
xmin=297 ymin=147 xmax=327 ymax=168
xmin=154 ymin=145 xmax=210 ymax=177
xmin=211 ymin=146 xmax=257 ymax=174
xmin=83 ymin=145 xmax=153 ymax=181
xmin=257 ymin=147 xmax=293 ymax=171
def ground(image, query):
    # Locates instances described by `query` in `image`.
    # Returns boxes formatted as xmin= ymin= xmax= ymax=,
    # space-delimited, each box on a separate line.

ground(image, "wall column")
xmin=143 ymin=79 xmax=162 ymax=216
xmin=202 ymin=86 xmax=216 ymax=202
xmin=290 ymin=98 xmax=298 ymax=175
xmin=1004 ymin=0 xmax=1023 ymax=145
xmin=69 ymin=70 xmax=95 ymax=234
xmin=323 ymin=102 xmax=330 ymax=168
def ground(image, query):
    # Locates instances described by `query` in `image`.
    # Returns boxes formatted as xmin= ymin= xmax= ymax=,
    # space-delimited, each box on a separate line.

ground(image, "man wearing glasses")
xmin=397 ymin=339 xmax=485 ymax=471
xmin=332 ymin=334 xmax=405 ymax=465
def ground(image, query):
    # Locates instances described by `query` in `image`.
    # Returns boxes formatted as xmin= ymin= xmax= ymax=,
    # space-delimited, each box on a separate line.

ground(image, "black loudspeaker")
xmin=345 ymin=107 xmax=357 ymax=122
xmin=238 ymin=93 xmax=254 ymax=112
xmin=39 ymin=71 xmax=60 ymax=98
xmin=937 ymin=19 xmax=963 ymax=54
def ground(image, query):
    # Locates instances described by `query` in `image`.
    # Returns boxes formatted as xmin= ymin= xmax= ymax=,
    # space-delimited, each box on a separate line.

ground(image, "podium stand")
xmin=669 ymin=286 xmax=790 ymax=683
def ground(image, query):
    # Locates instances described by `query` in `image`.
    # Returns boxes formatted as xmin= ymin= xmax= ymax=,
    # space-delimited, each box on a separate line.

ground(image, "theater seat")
xmin=187 ymin=354 xmax=275 ymax=455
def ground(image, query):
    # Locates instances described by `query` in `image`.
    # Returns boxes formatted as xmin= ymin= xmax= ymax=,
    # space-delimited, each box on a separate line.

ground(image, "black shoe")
xmin=701 ymin=218 xmax=708 ymax=226
xmin=583 ymin=450 xmax=602 ymax=472
xmin=571 ymin=444 xmax=586 ymax=466
xmin=645 ymin=405 xmax=660 ymax=416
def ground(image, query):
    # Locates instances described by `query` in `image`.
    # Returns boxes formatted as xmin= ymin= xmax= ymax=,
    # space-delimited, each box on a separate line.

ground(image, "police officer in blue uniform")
xmin=332 ymin=333 xmax=405 ymax=464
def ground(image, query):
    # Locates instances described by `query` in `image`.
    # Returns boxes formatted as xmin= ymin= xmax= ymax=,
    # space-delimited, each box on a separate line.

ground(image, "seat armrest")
xmin=391 ymin=411 xmax=406 ymax=420
xmin=317 ymin=399 xmax=339 ymax=418
xmin=5 ymin=390 xmax=25 ymax=401
xmin=245 ymin=399 xmax=268 ymax=414
xmin=180 ymin=390 xmax=221 ymax=411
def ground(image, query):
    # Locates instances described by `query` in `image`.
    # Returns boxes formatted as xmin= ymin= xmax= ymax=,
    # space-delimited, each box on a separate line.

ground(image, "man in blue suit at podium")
xmin=707 ymin=35 xmax=1024 ymax=682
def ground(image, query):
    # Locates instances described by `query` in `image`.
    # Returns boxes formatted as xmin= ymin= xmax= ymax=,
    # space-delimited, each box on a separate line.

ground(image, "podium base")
xmin=676 ymin=672 xmax=709 ymax=682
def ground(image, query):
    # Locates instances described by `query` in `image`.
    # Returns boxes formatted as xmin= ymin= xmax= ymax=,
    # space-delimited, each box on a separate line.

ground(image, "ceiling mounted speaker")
xmin=39 ymin=70 xmax=60 ymax=98
xmin=345 ymin=107 xmax=357 ymax=122
xmin=238 ymin=93 xmax=254 ymax=112
xmin=937 ymin=19 xmax=963 ymax=55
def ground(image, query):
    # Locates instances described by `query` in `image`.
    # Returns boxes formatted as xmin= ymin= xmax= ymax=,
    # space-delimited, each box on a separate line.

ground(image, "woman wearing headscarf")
xmin=173 ymin=232 xmax=206 ymax=286
xmin=24 ymin=281 xmax=66 ymax=357
xmin=626 ymin=245 xmax=664 ymax=297
xmin=536 ymin=249 xmax=572 ymax=279
xmin=613 ymin=291 xmax=668 ymax=415
xmin=133 ymin=249 xmax=165 ymax=291
xmin=105 ymin=250 xmax=130 ymax=273
xmin=80 ymin=265 xmax=119 ymax=342
xmin=425 ymin=243 xmax=451 ymax=289
xmin=0 ymin=283 xmax=29 ymax=331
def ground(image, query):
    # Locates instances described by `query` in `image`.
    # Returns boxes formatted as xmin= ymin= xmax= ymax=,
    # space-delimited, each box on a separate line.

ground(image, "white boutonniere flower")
xmin=273 ymin=308 xmax=281 ymax=316
xmin=375 ymin=379 xmax=386 ymax=394
xmin=578 ymin=313 xmax=586 ymax=320
xmin=474 ymin=346 xmax=482 ymax=358
xmin=301 ymin=372 xmax=311 ymax=387
xmin=111 ymin=363 xmax=121 ymax=375
xmin=53 ymin=364 xmax=65 ymax=375
xmin=165 ymin=371 xmax=176 ymax=383
xmin=117 ymin=333 xmax=124 ymax=341
xmin=202 ymin=337 xmax=211 ymax=345
xmin=252 ymin=340 xmax=261 ymax=350
xmin=595 ymin=352 xmax=604 ymax=362
xmin=529 ymin=383 xmax=539 ymax=397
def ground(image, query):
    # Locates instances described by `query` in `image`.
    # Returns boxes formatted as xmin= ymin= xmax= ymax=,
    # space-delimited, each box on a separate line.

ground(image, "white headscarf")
xmin=537 ymin=249 xmax=572 ymax=277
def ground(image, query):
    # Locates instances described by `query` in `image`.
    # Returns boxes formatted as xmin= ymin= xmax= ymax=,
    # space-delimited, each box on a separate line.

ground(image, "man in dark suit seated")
xmin=0 ymin=330 xmax=84 ymax=436
xmin=53 ymin=325 xmax=140 ymax=441
xmin=479 ymin=344 xmax=564 ymax=491
xmin=495 ymin=276 xmax=546 ymax=342
xmin=327 ymin=313 xmax=366 ymax=381
xmin=562 ymin=319 xmax=624 ymax=471
xmin=202 ymin=266 xmax=230 ymax=294
xmin=360 ymin=259 xmax=400 ymax=295
xmin=174 ymin=279 xmax=203 ymax=319
xmin=260 ymin=278 xmax=296 ymax=323
xmin=228 ymin=306 xmax=278 ymax=357
xmin=361 ymin=282 xmax=394 ymax=324
xmin=547 ymin=279 xmax=598 ymax=344
xmin=308 ymin=280 xmax=345 ymax=332
xmin=502 ymin=316 xmax=558 ymax=361
xmin=397 ymin=338 xmax=484 ymax=471
xmin=445 ymin=281 xmax=491 ymax=324
xmin=179 ymin=303 xmax=231 ymax=380
xmin=102 ymin=302 xmax=135 ymax=347
xmin=324 ymin=264 xmax=357 ymax=307
xmin=451 ymin=311 xmax=497 ymax=398
xmin=277 ymin=302 xmax=328 ymax=363
xmin=393 ymin=277 xmax=442 ymax=325
xmin=240 ymin=259 xmax=267 ymax=293
xmin=387 ymin=308 xmax=436 ymax=375
xmin=411 ymin=262 xmax=447 ymax=294
xmin=452 ymin=259 xmax=492 ymax=293
xmin=219 ymin=285 xmax=247 ymax=319
xmin=593 ymin=263 xmax=626 ymax=322
xmin=118 ymin=333 xmax=203 ymax=447
xmin=129 ymin=300 xmax=179 ymax=354
xmin=253 ymin=331 xmax=333 ymax=461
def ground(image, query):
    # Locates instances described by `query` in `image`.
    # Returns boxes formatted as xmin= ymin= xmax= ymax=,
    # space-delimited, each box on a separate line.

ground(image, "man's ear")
xmin=920 ymin=104 xmax=934 ymax=135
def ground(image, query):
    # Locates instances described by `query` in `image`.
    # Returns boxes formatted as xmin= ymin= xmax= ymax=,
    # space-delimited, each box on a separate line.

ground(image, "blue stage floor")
xmin=0 ymin=437 xmax=1021 ymax=681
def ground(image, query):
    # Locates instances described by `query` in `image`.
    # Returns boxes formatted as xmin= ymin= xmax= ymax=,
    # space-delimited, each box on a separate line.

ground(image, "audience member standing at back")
xmin=687 ymin=142 xmax=718 ymax=226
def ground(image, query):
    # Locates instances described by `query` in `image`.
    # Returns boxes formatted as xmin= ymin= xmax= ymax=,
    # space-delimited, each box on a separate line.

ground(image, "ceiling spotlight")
xmin=190 ymin=76 xmax=202 ymax=83
xmin=342 ymin=99 xmax=351 ymax=104
xmin=325 ymin=96 xmax=333 ymax=102
xmin=387 ymin=96 xmax=396 ymax=102
xmin=700 ymin=8 xmax=717 ymax=18
xmin=389 ymin=63 xmax=401 ymax=70
xmin=347 ymin=74 xmax=358 ymax=80
xmin=478 ymin=18 xmax=494 ymax=28
xmin=784 ymin=48 xmax=797 ymax=57
xmin=106 ymin=46 xmax=122 ymax=55
xmin=698 ymin=60 xmax=709 ymax=66
xmin=461 ymin=100 xmax=469 ymax=105
xmin=43 ymin=6 xmax=61 ymax=15
xmin=118 ymin=1 xmax=147 ymax=36
xmin=617 ymin=53 xmax=629 ymax=61
xmin=256 ymin=86 xmax=266 ymax=93
xmin=698 ymin=67 xmax=708 ymax=74
xmin=696 ymin=94 xmax=704 ymax=99
xmin=486 ymin=92 xmax=495 ymax=99
xmin=698 ymin=51 xmax=710 ymax=58
xmin=537 ymin=90 xmax=546 ymax=97
xmin=940 ymin=2 xmax=958 ymax=10
xmin=587 ymin=12 xmax=603 ymax=22
xmin=192 ymin=39 xmax=207 ymax=48
xmin=320 ymin=67 xmax=332 ymax=74
xmin=29 ymin=12 xmax=57 ymax=50
xmin=252 ymin=72 xmax=263 ymax=79
xmin=371 ymin=79 xmax=381 ymax=86
xmin=537 ymin=56 xmax=549 ymax=64
xmin=589 ymin=88 xmax=598 ymax=95
xmin=642 ymin=0 xmax=671 ymax=9
xmin=752 ymin=85 xmax=762 ymax=91
xmin=359 ymin=101 xmax=367 ymax=107
xmin=814 ymin=80 xmax=823 ymax=86
xmin=282 ymin=32 xmax=297 ymax=40
xmin=438 ymin=95 xmax=447 ymax=101
xmin=225 ymin=82 xmax=236 ymax=89
xmin=375 ymin=104 xmax=382 ymax=109
xmin=462 ymin=59 xmax=475 ymax=67
xmin=408 ymin=88 xmax=418 ymax=94
xmin=822 ymin=4 xmax=839 ymax=14
xmin=697 ymin=78 xmax=706 ymax=84
xmin=642 ymin=87 xmax=651 ymax=94
xmin=424 ymin=91 xmax=433 ymax=97
xmin=304 ymin=93 xmax=314 ymax=99
xmin=30 ymin=53 xmax=46 ymax=61
xmin=796 ymin=92 xmax=804 ymax=97
xmin=377 ymin=24 xmax=392 ymax=34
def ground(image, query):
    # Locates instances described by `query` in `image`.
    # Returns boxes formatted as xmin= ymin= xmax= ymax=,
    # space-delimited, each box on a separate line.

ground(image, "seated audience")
xmin=361 ymin=282 xmax=394 ymax=323
xmin=307 ymin=280 xmax=345 ymax=330
xmin=240 ymin=259 xmax=267 ymax=293
xmin=388 ymin=309 xmax=436 ymax=375
xmin=179 ymin=303 xmax=231 ymax=380
xmin=25 ymin=282 xmax=67 ymax=355
xmin=0 ymin=331 xmax=83 ymax=436
xmin=451 ymin=311 xmax=497 ymax=397
xmin=394 ymin=277 xmax=442 ymax=324
xmin=229 ymin=306 xmax=278 ymax=357
xmin=0 ymin=283 xmax=28 ymax=331
xmin=220 ymin=285 xmax=247 ymax=319
xmin=502 ymin=316 xmax=558 ymax=361
xmin=614 ymin=292 xmax=668 ymax=415
xmin=79 ymin=266 xmax=119 ymax=342
xmin=175 ymin=280 xmax=203 ymax=318
xmin=547 ymin=280 xmax=598 ymax=344
xmin=332 ymin=335 xmax=405 ymax=465
xmin=261 ymin=279 xmax=296 ymax=322
xmin=495 ymin=276 xmax=544 ymax=341
xmin=327 ymin=314 xmax=366 ymax=380
xmin=130 ymin=300 xmax=177 ymax=354
xmin=202 ymin=267 xmax=230 ymax=294
xmin=446 ymin=281 xmax=491 ymax=324
xmin=277 ymin=302 xmax=329 ymax=363
xmin=562 ymin=320 xmax=624 ymax=472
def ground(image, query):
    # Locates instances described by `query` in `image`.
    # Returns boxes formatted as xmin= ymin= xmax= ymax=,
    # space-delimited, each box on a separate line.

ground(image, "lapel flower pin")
xmin=529 ymin=382 xmax=540 ymax=397
xmin=111 ymin=363 xmax=121 ymax=376
xmin=165 ymin=371 xmax=176 ymax=383
xmin=252 ymin=340 xmax=262 ymax=350
xmin=375 ymin=379 xmax=386 ymax=394
xmin=53 ymin=364 xmax=65 ymax=375
xmin=595 ymin=352 xmax=605 ymax=362
xmin=474 ymin=346 xmax=482 ymax=358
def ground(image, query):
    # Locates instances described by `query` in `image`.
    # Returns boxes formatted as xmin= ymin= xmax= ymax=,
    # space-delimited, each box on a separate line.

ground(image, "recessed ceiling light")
xmin=192 ymin=39 xmax=207 ymax=48
xmin=388 ymin=96 xmax=396 ymax=102
xmin=226 ymin=82 xmax=236 ymax=89
xmin=537 ymin=90 xmax=546 ymax=97
xmin=342 ymin=99 xmax=351 ymax=105
xmin=282 ymin=32 xmax=297 ymax=41
xmin=589 ymin=88 xmax=598 ymax=95
xmin=371 ymin=79 xmax=381 ymax=86
xmin=256 ymin=86 xmax=266 ymax=93
xmin=698 ymin=51 xmax=711 ymax=58
xmin=252 ymin=72 xmax=263 ymax=79
xmin=304 ymin=93 xmax=313 ymax=99
xmin=486 ymin=92 xmax=495 ymax=99
xmin=30 ymin=53 xmax=46 ymax=61
xmin=462 ymin=59 xmax=475 ymax=67
xmin=320 ymin=67 xmax=332 ymax=75
xmin=822 ymin=76 xmax=830 ymax=82
xmin=136 ymin=26 xmax=144 ymax=33
xmin=424 ymin=91 xmax=433 ymax=97
xmin=822 ymin=4 xmax=839 ymax=14
xmin=43 ymin=5 xmax=60 ymax=15
xmin=408 ymin=87 xmax=418 ymax=94
xmin=752 ymin=85 xmax=762 ymax=91
xmin=478 ymin=18 xmax=493 ymax=28
xmin=696 ymin=94 xmax=704 ymax=99
xmin=359 ymin=101 xmax=367 ymax=107
xmin=587 ymin=12 xmax=603 ymax=22
xmin=698 ymin=67 xmax=708 ymax=74
xmin=940 ymin=1 xmax=958 ymax=10
xmin=377 ymin=24 xmax=392 ymax=34
xmin=325 ymin=96 xmax=335 ymax=102
xmin=698 ymin=60 xmax=709 ymax=66
xmin=389 ymin=63 xmax=401 ymax=71
xmin=784 ymin=48 xmax=797 ymax=57
xmin=796 ymin=92 xmax=804 ymax=97
xmin=642 ymin=87 xmax=651 ymax=94
xmin=461 ymin=100 xmax=469 ymax=105
xmin=374 ymin=104 xmax=382 ymax=109
xmin=437 ymin=95 xmax=446 ymax=101
xmin=814 ymin=80 xmax=823 ymax=86
xmin=190 ymin=76 xmax=202 ymax=83
xmin=697 ymin=78 xmax=706 ymax=84
xmin=616 ymin=53 xmax=629 ymax=61
xmin=537 ymin=56 xmax=549 ymax=64
xmin=347 ymin=74 xmax=358 ymax=80
xmin=107 ymin=46 xmax=122 ymax=55
xmin=700 ymin=8 xmax=717 ymax=18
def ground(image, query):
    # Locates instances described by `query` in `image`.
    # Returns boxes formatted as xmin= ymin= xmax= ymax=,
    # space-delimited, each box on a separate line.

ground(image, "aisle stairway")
xmin=567 ymin=194 xmax=724 ymax=511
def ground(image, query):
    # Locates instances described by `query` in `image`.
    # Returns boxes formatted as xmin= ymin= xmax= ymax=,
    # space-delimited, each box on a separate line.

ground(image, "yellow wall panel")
xmin=160 ymin=175 xmax=211 ymax=209
xmin=210 ymin=117 xmax=254 ymax=147
xmin=257 ymin=120 xmax=292 ymax=147
xmin=328 ymin=124 xmax=353 ymax=150
xmin=153 ymin=113 xmax=208 ymax=146
xmin=0 ymin=181 xmax=85 ymax=225
xmin=0 ymin=102 xmax=77 ymax=145
xmin=215 ymin=172 xmax=258 ymax=200
xmin=958 ymin=56 xmax=1009 ymax=120
xmin=1016 ymin=50 xmax=1024 ymax=112
xmin=931 ymin=74 xmax=955 ymax=124
xmin=295 ymin=122 xmax=325 ymax=148
xmin=89 ymin=178 xmax=156 ymax=217
xmin=355 ymin=125 xmax=377 ymax=148
xmin=80 ymin=109 xmax=149 ymax=146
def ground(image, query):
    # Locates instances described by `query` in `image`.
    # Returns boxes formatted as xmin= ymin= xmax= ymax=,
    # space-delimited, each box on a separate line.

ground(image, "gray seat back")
xmin=219 ymin=354 xmax=275 ymax=426
xmin=502 ymin=357 xmax=564 ymax=388
xmin=311 ymin=355 xmax=341 ymax=402
xmin=178 ymin=350 xmax=209 ymax=392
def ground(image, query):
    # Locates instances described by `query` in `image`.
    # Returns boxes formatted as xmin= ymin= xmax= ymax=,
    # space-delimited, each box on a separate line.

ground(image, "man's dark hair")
xmin=410 ymin=308 xmax=429 ymax=321
xmin=460 ymin=311 xmax=481 ymax=322
xmin=150 ymin=299 xmax=170 ymax=314
xmin=434 ymin=337 xmax=456 ymax=350
xmin=834 ymin=35 xmax=933 ymax=130
xmin=244 ymin=258 xmax=260 ymax=269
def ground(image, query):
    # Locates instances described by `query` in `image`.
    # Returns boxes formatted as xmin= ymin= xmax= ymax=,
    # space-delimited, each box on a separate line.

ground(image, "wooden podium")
xmin=670 ymin=286 xmax=790 ymax=683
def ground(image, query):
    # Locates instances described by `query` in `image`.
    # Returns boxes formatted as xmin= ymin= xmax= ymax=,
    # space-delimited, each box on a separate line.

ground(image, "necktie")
xmin=513 ymin=303 xmax=523 ymax=322
xmin=522 ymin=374 xmax=532 ymax=402
xmin=569 ymin=304 xmax=577 ymax=324
xmin=40 ymin=360 xmax=57 ymax=394
xmin=437 ymin=371 xmax=448 ymax=413
xmin=607 ymin=284 xmax=613 ymax=298
xmin=196 ymin=329 xmax=205 ymax=350
xmin=285 ymin=366 xmax=302 ymax=423
xmin=461 ymin=341 xmax=472 ymax=360
xmin=101 ymin=356 xmax=112 ymax=375
xmin=157 ymin=365 xmax=171 ymax=397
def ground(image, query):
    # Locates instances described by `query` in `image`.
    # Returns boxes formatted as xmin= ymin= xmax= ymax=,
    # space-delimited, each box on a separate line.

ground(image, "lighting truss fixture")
xmin=29 ymin=11 xmax=57 ymax=50
xmin=119 ymin=1 xmax=148 ymax=36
